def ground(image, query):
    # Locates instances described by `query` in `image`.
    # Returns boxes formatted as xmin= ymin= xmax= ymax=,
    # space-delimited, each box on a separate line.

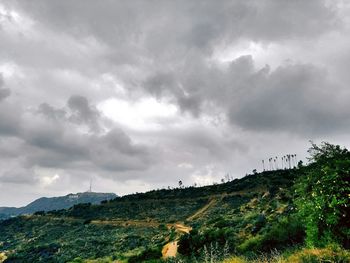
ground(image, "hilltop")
xmin=0 ymin=142 xmax=349 ymax=262
xmin=0 ymin=192 xmax=117 ymax=220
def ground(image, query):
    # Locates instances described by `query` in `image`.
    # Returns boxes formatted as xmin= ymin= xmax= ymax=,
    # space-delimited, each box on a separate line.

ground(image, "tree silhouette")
xmin=262 ymin=160 xmax=265 ymax=171
xmin=275 ymin=156 xmax=278 ymax=170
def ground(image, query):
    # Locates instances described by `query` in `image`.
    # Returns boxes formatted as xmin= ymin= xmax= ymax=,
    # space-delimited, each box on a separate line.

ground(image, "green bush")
xmin=238 ymin=216 xmax=305 ymax=253
xmin=127 ymin=247 xmax=162 ymax=263
xmin=295 ymin=142 xmax=350 ymax=248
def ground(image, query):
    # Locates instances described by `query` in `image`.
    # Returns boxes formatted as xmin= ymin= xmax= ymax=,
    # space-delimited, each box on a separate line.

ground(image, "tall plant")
xmin=295 ymin=142 xmax=350 ymax=248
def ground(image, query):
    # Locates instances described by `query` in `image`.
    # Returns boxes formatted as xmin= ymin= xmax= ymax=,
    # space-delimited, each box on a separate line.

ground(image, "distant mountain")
xmin=0 ymin=192 xmax=117 ymax=219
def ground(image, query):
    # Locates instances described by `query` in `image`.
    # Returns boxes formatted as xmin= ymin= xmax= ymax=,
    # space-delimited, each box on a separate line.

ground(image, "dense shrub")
xmin=238 ymin=216 xmax=305 ymax=253
xmin=127 ymin=247 xmax=162 ymax=263
xmin=295 ymin=142 xmax=350 ymax=248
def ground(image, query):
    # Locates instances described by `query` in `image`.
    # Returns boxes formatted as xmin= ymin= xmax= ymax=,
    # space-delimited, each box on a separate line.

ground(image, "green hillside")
xmin=0 ymin=143 xmax=349 ymax=262
xmin=0 ymin=192 xmax=117 ymax=220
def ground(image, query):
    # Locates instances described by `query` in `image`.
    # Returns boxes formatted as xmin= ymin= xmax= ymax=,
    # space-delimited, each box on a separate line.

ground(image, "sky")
xmin=1 ymin=0 xmax=350 ymax=206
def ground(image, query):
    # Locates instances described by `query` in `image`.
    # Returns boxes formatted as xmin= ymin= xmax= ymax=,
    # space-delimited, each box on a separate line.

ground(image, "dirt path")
xmin=90 ymin=219 xmax=191 ymax=259
xmin=0 ymin=252 xmax=7 ymax=263
xmin=161 ymin=223 xmax=192 ymax=259
xmin=173 ymin=223 xmax=191 ymax=234
xmin=186 ymin=197 xmax=219 ymax=221
xmin=91 ymin=219 xmax=160 ymax=227
xmin=162 ymin=241 xmax=178 ymax=258
xmin=90 ymin=219 xmax=192 ymax=232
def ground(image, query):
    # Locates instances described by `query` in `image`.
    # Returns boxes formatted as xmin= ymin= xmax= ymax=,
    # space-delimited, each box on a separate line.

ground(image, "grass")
xmin=223 ymin=246 xmax=350 ymax=263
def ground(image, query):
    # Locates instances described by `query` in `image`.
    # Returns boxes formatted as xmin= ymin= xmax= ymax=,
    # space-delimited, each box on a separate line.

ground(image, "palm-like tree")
xmin=275 ymin=156 xmax=278 ymax=170
xmin=262 ymin=160 xmax=265 ymax=171
xmin=269 ymin=158 xmax=273 ymax=171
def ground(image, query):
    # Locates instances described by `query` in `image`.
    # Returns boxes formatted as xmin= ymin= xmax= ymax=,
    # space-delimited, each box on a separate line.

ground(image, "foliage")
xmin=295 ymin=142 xmax=350 ymax=248
xmin=224 ymin=246 xmax=350 ymax=263
xmin=285 ymin=245 xmax=350 ymax=263
xmin=237 ymin=215 xmax=304 ymax=253
xmin=128 ymin=247 xmax=162 ymax=263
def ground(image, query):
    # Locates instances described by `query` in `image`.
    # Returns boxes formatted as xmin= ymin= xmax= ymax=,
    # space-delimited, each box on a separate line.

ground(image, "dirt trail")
xmin=162 ymin=241 xmax=178 ymax=258
xmin=89 ymin=219 xmax=191 ymax=259
xmin=186 ymin=197 xmax=219 ymax=221
xmin=162 ymin=197 xmax=220 ymax=258
xmin=91 ymin=219 xmax=160 ymax=227
xmin=0 ymin=252 xmax=7 ymax=263
xmin=161 ymin=223 xmax=192 ymax=259
xmin=90 ymin=219 xmax=192 ymax=232
xmin=173 ymin=223 xmax=191 ymax=234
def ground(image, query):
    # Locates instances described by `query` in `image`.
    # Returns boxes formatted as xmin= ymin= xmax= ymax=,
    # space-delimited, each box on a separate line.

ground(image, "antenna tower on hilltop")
xmin=89 ymin=178 xmax=92 ymax=192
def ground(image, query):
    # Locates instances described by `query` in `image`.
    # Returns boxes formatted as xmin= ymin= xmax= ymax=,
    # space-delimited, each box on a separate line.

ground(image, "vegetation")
xmin=0 ymin=142 xmax=349 ymax=262
xmin=295 ymin=142 xmax=350 ymax=248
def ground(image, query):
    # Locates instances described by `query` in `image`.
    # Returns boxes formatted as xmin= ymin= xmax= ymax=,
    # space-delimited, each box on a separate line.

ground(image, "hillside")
xmin=0 ymin=143 xmax=349 ymax=262
xmin=0 ymin=192 xmax=117 ymax=220
xmin=0 ymin=169 xmax=299 ymax=262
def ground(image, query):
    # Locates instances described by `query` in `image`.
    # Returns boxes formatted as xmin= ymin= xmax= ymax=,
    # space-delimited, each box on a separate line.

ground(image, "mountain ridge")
xmin=0 ymin=192 xmax=117 ymax=220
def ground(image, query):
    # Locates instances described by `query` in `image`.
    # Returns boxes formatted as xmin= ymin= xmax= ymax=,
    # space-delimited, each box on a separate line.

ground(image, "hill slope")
xmin=0 ymin=192 xmax=117 ymax=220
xmin=0 ymin=169 xmax=300 ymax=262
xmin=1 ymin=142 xmax=349 ymax=262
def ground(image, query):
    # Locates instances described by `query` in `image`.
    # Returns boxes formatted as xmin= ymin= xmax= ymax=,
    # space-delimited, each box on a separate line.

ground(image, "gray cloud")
xmin=7 ymin=0 xmax=337 ymax=47
xmin=26 ymin=97 xmax=152 ymax=171
xmin=0 ymin=103 xmax=20 ymax=136
xmin=0 ymin=0 xmax=349 ymax=206
xmin=0 ymin=74 xmax=11 ymax=101
xmin=0 ymin=169 xmax=38 ymax=185
xmin=143 ymin=55 xmax=350 ymax=136
xmin=38 ymin=103 xmax=66 ymax=121
xmin=67 ymin=95 xmax=101 ymax=132
xmin=0 ymin=94 xmax=154 ymax=186
xmin=230 ymin=63 xmax=349 ymax=135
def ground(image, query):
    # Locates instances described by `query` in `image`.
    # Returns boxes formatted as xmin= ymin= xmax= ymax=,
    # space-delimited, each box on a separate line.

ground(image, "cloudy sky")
xmin=1 ymin=0 xmax=350 ymax=206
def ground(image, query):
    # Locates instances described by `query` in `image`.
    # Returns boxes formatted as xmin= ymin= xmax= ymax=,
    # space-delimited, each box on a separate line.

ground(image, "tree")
xmin=295 ymin=142 xmax=350 ymax=248
xmin=262 ymin=160 xmax=265 ymax=171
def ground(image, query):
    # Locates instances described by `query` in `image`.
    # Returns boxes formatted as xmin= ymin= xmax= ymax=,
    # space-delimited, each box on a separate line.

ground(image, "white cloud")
xmin=98 ymin=97 xmax=178 ymax=131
